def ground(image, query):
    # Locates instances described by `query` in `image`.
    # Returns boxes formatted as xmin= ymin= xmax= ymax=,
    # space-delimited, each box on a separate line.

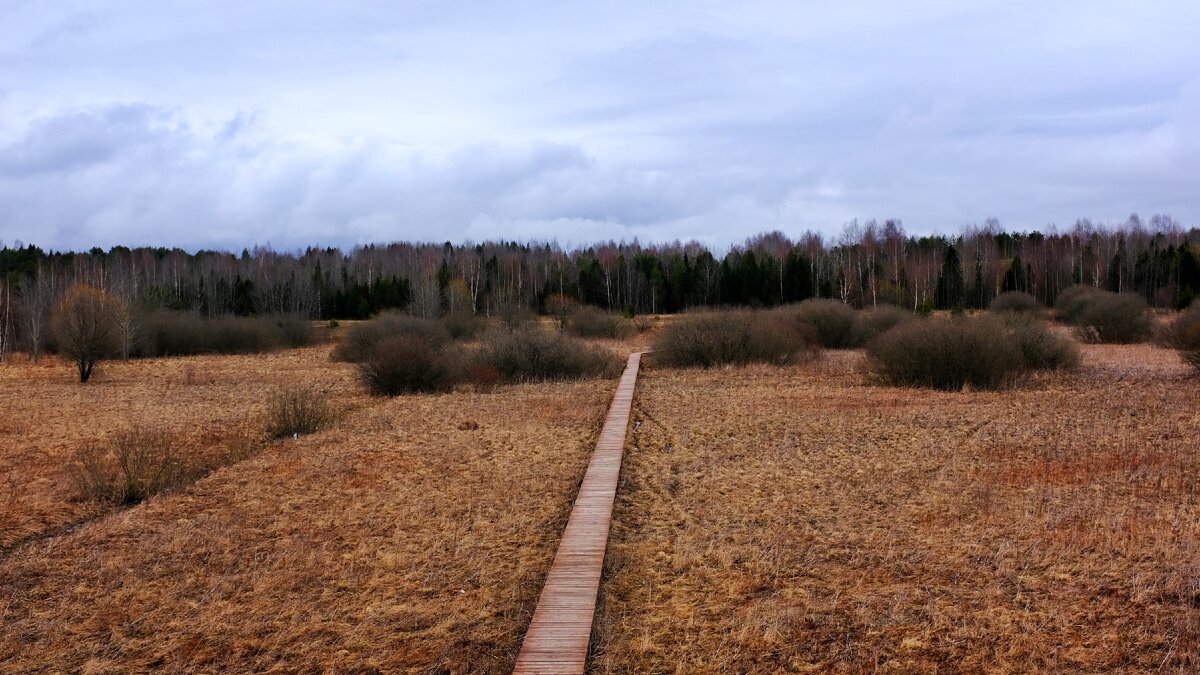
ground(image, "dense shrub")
xmin=779 ymin=299 xmax=857 ymax=349
xmin=1163 ymin=305 xmax=1200 ymax=371
xmin=357 ymin=336 xmax=464 ymax=395
xmin=496 ymin=304 xmax=538 ymax=327
xmin=997 ymin=314 xmax=1081 ymax=371
xmin=442 ymin=311 xmax=486 ymax=340
xmin=848 ymin=306 xmax=915 ymax=347
xmin=565 ymin=306 xmax=635 ymax=339
xmin=653 ymin=310 xmax=818 ymax=368
xmin=135 ymin=311 xmax=314 ymax=357
xmin=266 ymin=385 xmax=334 ymax=438
xmin=1073 ymin=293 xmax=1152 ymax=343
xmin=475 ymin=324 xmax=620 ymax=382
xmin=866 ymin=316 xmax=1026 ymax=390
xmin=1054 ymin=285 xmax=1102 ymax=323
xmin=1053 ymin=286 xmax=1152 ymax=343
xmin=990 ymin=291 xmax=1042 ymax=314
xmin=68 ymin=429 xmax=192 ymax=505
xmin=331 ymin=312 xmax=450 ymax=362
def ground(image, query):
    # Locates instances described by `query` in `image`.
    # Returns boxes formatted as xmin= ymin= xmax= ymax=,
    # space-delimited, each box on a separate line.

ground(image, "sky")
xmin=1 ymin=1 xmax=1198 ymax=252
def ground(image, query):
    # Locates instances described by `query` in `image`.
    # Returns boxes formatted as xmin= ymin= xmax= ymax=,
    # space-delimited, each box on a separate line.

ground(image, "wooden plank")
xmin=513 ymin=352 xmax=643 ymax=674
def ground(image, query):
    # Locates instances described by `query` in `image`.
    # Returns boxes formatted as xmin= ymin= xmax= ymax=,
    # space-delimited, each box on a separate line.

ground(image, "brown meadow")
xmin=592 ymin=344 xmax=1200 ymax=673
xmin=1 ymin=345 xmax=613 ymax=672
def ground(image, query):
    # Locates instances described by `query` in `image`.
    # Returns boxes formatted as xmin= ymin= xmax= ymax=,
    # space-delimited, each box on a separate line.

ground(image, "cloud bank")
xmin=1 ymin=1 xmax=1198 ymax=251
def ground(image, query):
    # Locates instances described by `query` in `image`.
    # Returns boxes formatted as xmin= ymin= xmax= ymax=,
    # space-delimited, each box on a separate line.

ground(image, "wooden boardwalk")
xmin=513 ymin=352 xmax=644 ymax=674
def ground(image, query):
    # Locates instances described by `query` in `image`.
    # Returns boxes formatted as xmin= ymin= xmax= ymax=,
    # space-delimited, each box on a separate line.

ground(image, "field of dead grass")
xmin=592 ymin=344 xmax=1200 ymax=672
xmin=0 ymin=347 xmax=615 ymax=672
xmin=0 ymin=347 xmax=364 ymax=550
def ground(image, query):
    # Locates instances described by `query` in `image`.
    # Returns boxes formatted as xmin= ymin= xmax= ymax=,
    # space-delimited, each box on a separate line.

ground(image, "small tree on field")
xmin=52 ymin=285 xmax=121 ymax=382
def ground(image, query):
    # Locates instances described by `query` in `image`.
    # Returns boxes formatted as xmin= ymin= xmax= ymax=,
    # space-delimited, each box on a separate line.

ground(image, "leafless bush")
xmin=996 ymin=313 xmax=1081 ymax=371
xmin=848 ymin=305 xmax=915 ymax=347
xmin=1163 ymin=305 xmax=1200 ymax=372
xmin=777 ymin=299 xmax=857 ymax=348
xmin=653 ymin=310 xmax=819 ymax=368
xmin=475 ymin=324 xmax=620 ymax=382
xmin=565 ymin=306 xmax=635 ymax=339
xmin=867 ymin=316 xmax=1025 ymax=390
xmin=332 ymin=312 xmax=449 ymax=362
xmin=68 ymin=430 xmax=193 ymax=505
xmin=441 ymin=311 xmax=486 ymax=340
xmin=136 ymin=311 xmax=314 ymax=357
xmin=1071 ymin=292 xmax=1152 ymax=343
xmin=357 ymin=336 xmax=464 ymax=395
xmin=990 ymin=291 xmax=1043 ymax=314
xmin=266 ymin=385 xmax=334 ymax=438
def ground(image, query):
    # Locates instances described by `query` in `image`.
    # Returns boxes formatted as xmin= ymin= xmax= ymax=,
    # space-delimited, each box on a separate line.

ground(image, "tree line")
xmin=2 ymin=213 xmax=1198 ymax=359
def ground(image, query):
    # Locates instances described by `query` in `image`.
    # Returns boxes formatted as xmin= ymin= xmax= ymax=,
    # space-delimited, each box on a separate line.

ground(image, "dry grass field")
xmin=0 ymin=346 xmax=614 ymax=672
xmin=0 ymin=346 xmax=365 ymax=550
xmin=592 ymin=344 xmax=1200 ymax=673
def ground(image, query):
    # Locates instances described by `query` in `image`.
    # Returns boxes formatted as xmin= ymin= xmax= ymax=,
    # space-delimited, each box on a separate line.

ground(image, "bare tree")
xmin=19 ymin=269 xmax=53 ymax=361
xmin=0 ymin=280 xmax=12 ymax=363
xmin=51 ymin=285 xmax=121 ymax=383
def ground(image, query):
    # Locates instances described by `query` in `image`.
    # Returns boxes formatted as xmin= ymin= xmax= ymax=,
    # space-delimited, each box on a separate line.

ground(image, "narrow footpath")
xmin=513 ymin=351 xmax=644 ymax=674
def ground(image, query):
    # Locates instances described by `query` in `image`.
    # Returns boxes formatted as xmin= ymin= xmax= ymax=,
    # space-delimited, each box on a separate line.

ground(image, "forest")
xmin=2 ymin=215 xmax=1198 ymax=347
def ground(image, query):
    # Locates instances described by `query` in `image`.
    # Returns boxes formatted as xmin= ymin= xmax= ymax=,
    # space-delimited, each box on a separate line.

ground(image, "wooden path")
xmin=513 ymin=351 xmax=644 ymax=674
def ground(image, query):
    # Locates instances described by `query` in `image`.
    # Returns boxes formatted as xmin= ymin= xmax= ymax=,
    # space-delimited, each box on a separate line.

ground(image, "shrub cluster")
xmin=867 ymin=315 xmax=1078 ymax=391
xmin=136 ymin=311 xmax=315 ymax=357
xmin=990 ymin=291 xmax=1042 ymax=314
xmin=441 ymin=311 xmax=487 ymax=340
xmin=1054 ymin=286 xmax=1151 ymax=343
xmin=266 ymin=385 xmax=335 ymax=438
xmin=996 ymin=313 xmax=1081 ymax=371
xmin=565 ymin=306 xmax=635 ymax=339
xmin=344 ymin=321 xmax=619 ymax=394
xmin=69 ymin=429 xmax=194 ymax=505
xmin=475 ymin=324 xmax=621 ymax=382
xmin=1163 ymin=304 xmax=1200 ymax=372
xmin=357 ymin=336 xmax=464 ymax=395
xmin=331 ymin=312 xmax=450 ymax=362
xmin=653 ymin=310 xmax=818 ymax=368
xmin=778 ymin=299 xmax=857 ymax=348
xmin=848 ymin=305 xmax=915 ymax=347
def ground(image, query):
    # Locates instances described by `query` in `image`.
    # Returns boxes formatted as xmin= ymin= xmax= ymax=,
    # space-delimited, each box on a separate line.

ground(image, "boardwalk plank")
xmin=513 ymin=352 xmax=643 ymax=674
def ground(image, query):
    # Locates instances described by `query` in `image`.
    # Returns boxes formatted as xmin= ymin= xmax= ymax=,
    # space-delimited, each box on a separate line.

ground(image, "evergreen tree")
xmin=935 ymin=245 xmax=965 ymax=309
xmin=1001 ymin=256 xmax=1027 ymax=292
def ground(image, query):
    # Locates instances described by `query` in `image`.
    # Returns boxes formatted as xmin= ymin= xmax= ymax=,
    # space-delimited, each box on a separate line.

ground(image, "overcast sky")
xmin=1 ymin=1 xmax=1198 ymax=252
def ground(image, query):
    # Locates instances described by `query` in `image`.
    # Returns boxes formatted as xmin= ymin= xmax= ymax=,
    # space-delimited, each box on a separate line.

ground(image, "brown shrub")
xmin=777 ymin=299 xmax=857 ymax=348
xmin=997 ymin=313 xmax=1081 ymax=371
xmin=565 ymin=306 xmax=635 ymax=339
xmin=332 ymin=312 xmax=450 ymax=362
xmin=848 ymin=305 xmax=915 ymax=347
xmin=68 ymin=430 xmax=194 ymax=505
xmin=653 ymin=310 xmax=818 ymax=368
xmin=1163 ymin=305 xmax=1200 ymax=371
xmin=441 ymin=311 xmax=487 ymax=340
xmin=1055 ymin=287 xmax=1151 ymax=343
xmin=866 ymin=315 xmax=1025 ymax=390
xmin=266 ymin=385 xmax=334 ymax=437
xmin=356 ymin=336 xmax=464 ymax=395
xmin=475 ymin=324 xmax=620 ymax=382
xmin=990 ymin=291 xmax=1043 ymax=314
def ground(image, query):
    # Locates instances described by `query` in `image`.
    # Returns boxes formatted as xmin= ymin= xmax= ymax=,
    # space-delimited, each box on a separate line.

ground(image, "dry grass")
xmin=0 ymin=350 xmax=614 ymax=671
xmin=0 ymin=346 xmax=362 ymax=551
xmin=592 ymin=344 xmax=1200 ymax=673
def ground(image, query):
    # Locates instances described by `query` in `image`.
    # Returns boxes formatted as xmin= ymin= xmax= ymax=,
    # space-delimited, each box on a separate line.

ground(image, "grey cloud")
xmin=1 ymin=1 xmax=1198 ymax=250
